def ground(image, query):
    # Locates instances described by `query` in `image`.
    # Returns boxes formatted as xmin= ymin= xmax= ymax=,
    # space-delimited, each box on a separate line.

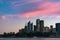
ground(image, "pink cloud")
xmin=1 ymin=1 xmax=60 ymax=19
xmin=36 ymin=2 xmax=60 ymax=12
xmin=1 ymin=16 xmax=6 ymax=20
xmin=16 ymin=2 xmax=60 ymax=18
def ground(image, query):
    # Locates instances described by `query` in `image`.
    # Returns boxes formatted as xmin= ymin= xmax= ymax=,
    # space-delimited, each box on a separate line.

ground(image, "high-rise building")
xmin=50 ymin=25 xmax=53 ymax=32
xmin=43 ymin=26 xmax=49 ymax=32
xmin=30 ymin=22 xmax=33 ymax=32
xmin=34 ymin=25 xmax=37 ymax=32
xmin=27 ymin=21 xmax=33 ymax=32
xmin=56 ymin=23 xmax=60 ymax=33
xmin=53 ymin=28 xmax=56 ymax=33
xmin=24 ymin=25 xmax=28 ymax=32
xmin=36 ymin=19 xmax=40 ymax=32
xmin=36 ymin=19 xmax=44 ymax=32
xmin=40 ymin=20 xmax=44 ymax=32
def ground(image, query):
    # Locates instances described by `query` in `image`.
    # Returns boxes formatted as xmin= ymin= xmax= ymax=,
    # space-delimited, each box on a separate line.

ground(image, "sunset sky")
xmin=0 ymin=0 xmax=60 ymax=34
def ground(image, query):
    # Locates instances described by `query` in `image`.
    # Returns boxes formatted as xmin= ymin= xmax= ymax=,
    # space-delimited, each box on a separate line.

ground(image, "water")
xmin=0 ymin=38 xmax=60 ymax=40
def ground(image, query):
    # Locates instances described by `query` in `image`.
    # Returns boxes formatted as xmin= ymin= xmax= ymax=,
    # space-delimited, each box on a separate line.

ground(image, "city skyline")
xmin=0 ymin=18 xmax=60 ymax=37
xmin=0 ymin=0 xmax=60 ymax=34
xmin=0 ymin=18 xmax=60 ymax=34
xmin=19 ymin=19 xmax=60 ymax=34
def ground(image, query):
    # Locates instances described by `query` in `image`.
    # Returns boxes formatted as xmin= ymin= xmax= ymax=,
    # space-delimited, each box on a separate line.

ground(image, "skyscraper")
xmin=50 ymin=25 xmax=53 ymax=32
xmin=56 ymin=23 xmax=60 ymax=33
xmin=36 ymin=19 xmax=44 ymax=32
xmin=27 ymin=21 xmax=33 ymax=33
xmin=40 ymin=20 xmax=44 ymax=32
xmin=36 ymin=19 xmax=40 ymax=32
xmin=24 ymin=25 xmax=28 ymax=32
xmin=30 ymin=22 xmax=33 ymax=32
xmin=34 ymin=25 xmax=37 ymax=32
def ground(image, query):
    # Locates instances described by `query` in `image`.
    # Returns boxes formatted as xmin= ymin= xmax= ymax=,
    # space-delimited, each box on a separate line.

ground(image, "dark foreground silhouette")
xmin=0 ymin=32 xmax=58 ymax=38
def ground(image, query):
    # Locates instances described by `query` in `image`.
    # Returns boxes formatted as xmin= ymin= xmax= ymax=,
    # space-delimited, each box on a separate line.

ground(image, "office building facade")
xmin=56 ymin=23 xmax=60 ymax=33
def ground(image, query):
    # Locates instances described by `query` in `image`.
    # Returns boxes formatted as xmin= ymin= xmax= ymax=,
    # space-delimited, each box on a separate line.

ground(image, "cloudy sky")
xmin=0 ymin=0 xmax=60 ymax=34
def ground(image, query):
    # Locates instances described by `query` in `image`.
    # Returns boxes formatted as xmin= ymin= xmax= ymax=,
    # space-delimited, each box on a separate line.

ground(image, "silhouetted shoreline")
xmin=0 ymin=32 xmax=60 ymax=38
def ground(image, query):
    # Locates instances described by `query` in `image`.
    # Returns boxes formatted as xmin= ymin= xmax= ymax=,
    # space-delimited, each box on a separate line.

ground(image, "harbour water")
xmin=0 ymin=38 xmax=60 ymax=40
